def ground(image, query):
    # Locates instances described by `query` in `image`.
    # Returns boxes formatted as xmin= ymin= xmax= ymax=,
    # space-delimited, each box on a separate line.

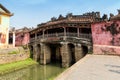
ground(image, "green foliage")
xmin=0 ymin=58 xmax=37 ymax=75
xmin=8 ymin=51 xmax=18 ymax=54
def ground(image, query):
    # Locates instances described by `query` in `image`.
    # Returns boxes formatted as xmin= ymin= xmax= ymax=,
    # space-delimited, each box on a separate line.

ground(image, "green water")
xmin=0 ymin=63 xmax=65 ymax=80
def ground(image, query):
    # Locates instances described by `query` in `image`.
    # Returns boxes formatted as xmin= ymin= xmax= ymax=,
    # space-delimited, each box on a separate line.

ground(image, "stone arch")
xmin=68 ymin=43 xmax=75 ymax=65
xmin=29 ymin=45 xmax=34 ymax=58
xmin=81 ymin=45 xmax=88 ymax=56
xmin=36 ymin=44 xmax=41 ymax=62
xmin=49 ymin=43 xmax=62 ymax=64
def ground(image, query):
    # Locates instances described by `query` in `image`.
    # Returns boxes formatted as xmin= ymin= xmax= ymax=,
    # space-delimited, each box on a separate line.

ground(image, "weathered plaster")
xmin=92 ymin=21 xmax=120 ymax=55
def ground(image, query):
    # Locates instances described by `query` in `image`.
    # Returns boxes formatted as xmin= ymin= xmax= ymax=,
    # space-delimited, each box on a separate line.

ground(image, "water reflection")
xmin=0 ymin=63 xmax=65 ymax=80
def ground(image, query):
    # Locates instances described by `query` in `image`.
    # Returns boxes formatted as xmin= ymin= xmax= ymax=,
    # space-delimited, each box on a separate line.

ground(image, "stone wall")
xmin=93 ymin=45 xmax=120 ymax=55
xmin=0 ymin=47 xmax=29 ymax=64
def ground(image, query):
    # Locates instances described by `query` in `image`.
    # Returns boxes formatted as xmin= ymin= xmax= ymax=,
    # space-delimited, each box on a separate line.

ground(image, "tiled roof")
xmin=111 ymin=14 xmax=120 ymax=20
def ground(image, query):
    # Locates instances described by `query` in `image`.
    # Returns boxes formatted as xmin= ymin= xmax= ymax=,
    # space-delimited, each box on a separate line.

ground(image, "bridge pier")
xmin=33 ymin=44 xmax=38 ymax=61
xmin=29 ymin=41 xmax=91 ymax=68
xmin=75 ymin=44 xmax=83 ymax=62
xmin=40 ymin=43 xmax=51 ymax=65
xmin=60 ymin=42 xmax=71 ymax=67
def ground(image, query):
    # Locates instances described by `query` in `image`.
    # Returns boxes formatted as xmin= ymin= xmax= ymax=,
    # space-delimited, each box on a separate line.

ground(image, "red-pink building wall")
xmin=92 ymin=20 xmax=120 ymax=55
xmin=15 ymin=32 xmax=29 ymax=46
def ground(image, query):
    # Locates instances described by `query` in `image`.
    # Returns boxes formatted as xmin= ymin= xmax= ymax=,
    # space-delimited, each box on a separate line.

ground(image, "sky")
xmin=0 ymin=0 xmax=120 ymax=29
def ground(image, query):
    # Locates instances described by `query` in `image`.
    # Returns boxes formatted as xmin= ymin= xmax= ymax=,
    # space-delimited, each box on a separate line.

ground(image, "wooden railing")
xmin=30 ymin=33 xmax=92 ymax=42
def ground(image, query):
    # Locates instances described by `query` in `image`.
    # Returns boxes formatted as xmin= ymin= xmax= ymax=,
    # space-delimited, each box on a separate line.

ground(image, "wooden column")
xmin=42 ymin=30 xmax=45 ymax=39
xmin=77 ymin=28 xmax=79 ymax=37
xmin=64 ymin=27 xmax=66 ymax=36
xmin=63 ymin=27 xmax=66 ymax=40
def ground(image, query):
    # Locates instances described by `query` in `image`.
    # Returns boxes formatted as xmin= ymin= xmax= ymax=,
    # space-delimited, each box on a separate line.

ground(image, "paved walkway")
xmin=55 ymin=55 xmax=120 ymax=80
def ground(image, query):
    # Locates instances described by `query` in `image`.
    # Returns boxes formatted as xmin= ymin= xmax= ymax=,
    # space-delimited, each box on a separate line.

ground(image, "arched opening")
xmin=68 ymin=43 xmax=75 ymax=65
xmin=30 ymin=45 xmax=33 ymax=58
xmin=37 ymin=44 xmax=41 ymax=62
xmin=49 ymin=44 xmax=62 ymax=64
xmin=81 ymin=45 xmax=88 ymax=56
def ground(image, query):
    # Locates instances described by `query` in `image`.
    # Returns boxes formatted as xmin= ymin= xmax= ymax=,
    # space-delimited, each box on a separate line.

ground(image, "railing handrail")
xmin=30 ymin=32 xmax=92 ymax=41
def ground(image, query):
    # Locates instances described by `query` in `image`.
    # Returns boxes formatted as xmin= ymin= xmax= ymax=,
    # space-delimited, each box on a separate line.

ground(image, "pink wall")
xmin=92 ymin=20 xmax=120 ymax=55
xmin=15 ymin=32 xmax=29 ymax=46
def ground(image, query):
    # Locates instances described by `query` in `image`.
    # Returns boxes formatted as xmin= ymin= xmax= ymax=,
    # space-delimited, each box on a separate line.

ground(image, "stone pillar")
xmin=33 ymin=44 xmax=38 ymax=61
xmin=13 ymin=31 xmax=15 ymax=47
xmin=40 ymin=43 xmax=51 ymax=65
xmin=75 ymin=44 xmax=83 ymax=62
xmin=60 ymin=42 xmax=71 ymax=67
xmin=40 ymin=43 xmax=44 ymax=64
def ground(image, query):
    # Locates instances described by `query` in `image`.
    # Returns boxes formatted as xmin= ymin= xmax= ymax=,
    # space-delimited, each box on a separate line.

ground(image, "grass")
xmin=0 ymin=58 xmax=37 ymax=75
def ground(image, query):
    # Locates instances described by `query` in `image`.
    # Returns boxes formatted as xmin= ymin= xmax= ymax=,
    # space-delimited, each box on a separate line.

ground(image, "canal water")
xmin=0 ymin=63 xmax=65 ymax=80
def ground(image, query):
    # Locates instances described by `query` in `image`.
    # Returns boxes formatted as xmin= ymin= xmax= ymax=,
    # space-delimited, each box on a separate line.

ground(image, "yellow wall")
xmin=0 ymin=16 xmax=1 ymax=24
xmin=0 ymin=14 xmax=10 ymax=48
